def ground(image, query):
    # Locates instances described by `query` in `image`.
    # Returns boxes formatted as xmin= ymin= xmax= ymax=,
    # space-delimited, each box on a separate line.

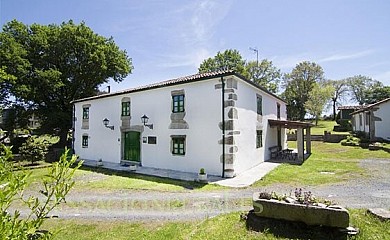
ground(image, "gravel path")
xmin=18 ymin=158 xmax=390 ymax=221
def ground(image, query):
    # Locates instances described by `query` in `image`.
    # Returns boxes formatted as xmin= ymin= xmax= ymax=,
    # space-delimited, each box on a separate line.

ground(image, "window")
xmin=257 ymin=95 xmax=262 ymax=115
xmin=148 ymin=136 xmax=157 ymax=144
xmin=359 ymin=114 xmax=362 ymax=126
xmin=256 ymin=130 xmax=263 ymax=148
xmin=121 ymin=101 xmax=130 ymax=116
xmin=82 ymin=107 xmax=89 ymax=119
xmin=365 ymin=112 xmax=370 ymax=125
xmin=277 ymin=103 xmax=281 ymax=119
xmin=172 ymin=95 xmax=185 ymax=113
xmin=82 ymin=135 xmax=88 ymax=148
xmin=172 ymin=136 xmax=185 ymax=155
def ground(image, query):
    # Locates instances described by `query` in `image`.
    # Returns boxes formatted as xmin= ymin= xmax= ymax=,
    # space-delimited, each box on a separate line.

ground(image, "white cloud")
xmin=318 ymin=50 xmax=374 ymax=63
xmin=270 ymin=49 xmax=375 ymax=72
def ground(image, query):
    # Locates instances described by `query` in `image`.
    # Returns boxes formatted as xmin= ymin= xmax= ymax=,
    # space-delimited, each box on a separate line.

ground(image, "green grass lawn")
xmin=26 ymin=166 xmax=226 ymax=193
xmin=309 ymin=120 xmax=350 ymax=135
xmin=252 ymin=141 xmax=390 ymax=187
xmin=42 ymin=210 xmax=389 ymax=240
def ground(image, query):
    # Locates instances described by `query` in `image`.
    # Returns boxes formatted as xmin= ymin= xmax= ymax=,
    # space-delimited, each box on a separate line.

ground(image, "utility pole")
xmin=249 ymin=47 xmax=259 ymax=67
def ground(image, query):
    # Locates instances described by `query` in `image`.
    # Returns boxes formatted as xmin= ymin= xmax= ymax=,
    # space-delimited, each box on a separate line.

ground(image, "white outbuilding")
xmin=351 ymin=97 xmax=390 ymax=141
xmin=72 ymin=70 xmax=293 ymax=177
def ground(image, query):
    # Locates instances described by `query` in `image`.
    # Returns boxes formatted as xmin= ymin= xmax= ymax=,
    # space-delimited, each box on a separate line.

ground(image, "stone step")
xmin=367 ymin=208 xmax=390 ymax=221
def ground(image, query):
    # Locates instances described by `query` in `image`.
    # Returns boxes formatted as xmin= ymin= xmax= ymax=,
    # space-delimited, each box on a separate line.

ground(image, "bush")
xmin=0 ymin=144 xmax=82 ymax=239
xmin=334 ymin=119 xmax=352 ymax=132
xmin=340 ymin=135 xmax=360 ymax=146
xmin=19 ymin=135 xmax=58 ymax=164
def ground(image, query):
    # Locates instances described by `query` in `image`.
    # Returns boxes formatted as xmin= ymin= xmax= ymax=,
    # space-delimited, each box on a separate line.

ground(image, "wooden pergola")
xmin=268 ymin=119 xmax=314 ymax=161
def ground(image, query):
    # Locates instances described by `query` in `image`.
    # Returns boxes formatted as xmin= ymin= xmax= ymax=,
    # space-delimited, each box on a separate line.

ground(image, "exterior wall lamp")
xmin=141 ymin=114 xmax=153 ymax=129
xmin=102 ymin=118 xmax=114 ymax=130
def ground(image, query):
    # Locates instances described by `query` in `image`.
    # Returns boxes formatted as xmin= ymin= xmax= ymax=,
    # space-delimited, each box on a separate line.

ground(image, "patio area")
xmin=80 ymin=159 xmax=279 ymax=188
xmin=268 ymin=119 xmax=314 ymax=164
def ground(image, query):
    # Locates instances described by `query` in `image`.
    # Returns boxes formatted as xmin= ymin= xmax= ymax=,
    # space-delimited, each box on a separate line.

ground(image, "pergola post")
xmin=305 ymin=127 xmax=311 ymax=154
xmin=297 ymin=128 xmax=304 ymax=161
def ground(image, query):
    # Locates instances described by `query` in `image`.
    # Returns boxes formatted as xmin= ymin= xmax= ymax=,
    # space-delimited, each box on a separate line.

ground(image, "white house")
xmin=72 ymin=70 xmax=291 ymax=177
xmin=351 ymin=97 xmax=390 ymax=141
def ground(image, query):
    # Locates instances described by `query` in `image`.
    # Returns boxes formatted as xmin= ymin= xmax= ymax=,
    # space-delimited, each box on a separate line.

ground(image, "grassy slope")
xmin=309 ymin=120 xmax=350 ymax=135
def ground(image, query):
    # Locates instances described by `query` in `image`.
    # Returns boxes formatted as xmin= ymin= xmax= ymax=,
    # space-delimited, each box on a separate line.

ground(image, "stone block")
xmin=171 ymin=112 xmax=186 ymax=121
xmin=229 ymin=146 xmax=238 ymax=153
xmin=228 ymin=108 xmax=238 ymax=119
xmin=252 ymin=193 xmax=350 ymax=228
xmin=219 ymin=120 xmax=234 ymax=131
xmin=227 ymin=131 xmax=241 ymax=135
xmin=169 ymin=121 xmax=189 ymax=129
xmin=227 ymin=79 xmax=238 ymax=89
xmin=224 ymin=100 xmax=235 ymax=107
xmin=218 ymin=136 xmax=235 ymax=145
xmin=228 ymin=93 xmax=237 ymax=100
xmin=220 ymin=153 xmax=235 ymax=164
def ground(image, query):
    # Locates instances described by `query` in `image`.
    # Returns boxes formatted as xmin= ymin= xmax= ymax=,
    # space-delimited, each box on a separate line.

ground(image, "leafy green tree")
xmin=19 ymin=135 xmax=58 ymax=164
xmin=329 ymin=79 xmax=349 ymax=120
xmin=346 ymin=75 xmax=382 ymax=105
xmin=245 ymin=60 xmax=281 ymax=93
xmin=0 ymin=145 xmax=82 ymax=239
xmin=305 ymin=82 xmax=334 ymax=125
xmin=198 ymin=49 xmax=281 ymax=93
xmin=198 ymin=49 xmax=246 ymax=74
xmin=0 ymin=20 xmax=133 ymax=146
xmin=363 ymin=85 xmax=390 ymax=104
xmin=0 ymin=67 xmax=15 ymax=107
xmin=282 ymin=61 xmax=324 ymax=120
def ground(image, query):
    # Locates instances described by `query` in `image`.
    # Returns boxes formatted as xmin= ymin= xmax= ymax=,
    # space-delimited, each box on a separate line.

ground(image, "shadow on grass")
xmin=76 ymin=165 xmax=210 ymax=190
xmin=245 ymin=210 xmax=348 ymax=240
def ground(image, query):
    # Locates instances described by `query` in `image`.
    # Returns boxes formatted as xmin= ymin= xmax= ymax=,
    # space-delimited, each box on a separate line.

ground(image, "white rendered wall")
xmin=74 ymin=78 xmax=224 ymax=175
xmin=374 ymin=101 xmax=390 ymax=140
xmin=233 ymin=80 xmax=287 ymax=174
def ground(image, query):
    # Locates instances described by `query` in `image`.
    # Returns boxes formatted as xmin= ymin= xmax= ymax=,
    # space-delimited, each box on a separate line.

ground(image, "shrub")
xmin=341 ymin=135 xmax=360 ymax=146
xmin=19 ymin=135 xmax=58 ymax=164
xmin=0 ymin=145 xmax=82 ymax=239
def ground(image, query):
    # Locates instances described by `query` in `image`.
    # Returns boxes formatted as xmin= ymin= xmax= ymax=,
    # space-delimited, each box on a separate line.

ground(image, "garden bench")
xmin=269 ymin=146 xmax=281 ymax=159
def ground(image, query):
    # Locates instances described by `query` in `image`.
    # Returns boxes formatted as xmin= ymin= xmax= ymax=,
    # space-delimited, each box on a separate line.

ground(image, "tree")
xmin=198 ymin=49 xmax=282 ymax=93
xmin=0 ymin=67 xmax=15 ymax=107
xmin=305 ymin=82 xmax=334 ymax=125
xmin=0 ymin=20 xmax=133 ymax=146
xmin=329 ymin=79 xmax=349 ymax=120
xmin=346 ymin=75 xmax=382 ymax=105
xmin=198 ymin=49 xmax=246 ymax=74
xmin=245 ymin=59 xmax=281 ymax=93
xmin=364 ymin=85 xmax=390 ymax=104
xmin=0 ymin=145 xmax=82 ymax=239
xmin=282 ymin=61 xmax=324 ymax=120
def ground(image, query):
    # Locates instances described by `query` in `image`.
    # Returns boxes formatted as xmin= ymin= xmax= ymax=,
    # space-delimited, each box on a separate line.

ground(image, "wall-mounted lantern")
xmin=102 ymin=118 xmax=114 ymax=130
xmin=141 ymin=115 xmax=153 ymax=129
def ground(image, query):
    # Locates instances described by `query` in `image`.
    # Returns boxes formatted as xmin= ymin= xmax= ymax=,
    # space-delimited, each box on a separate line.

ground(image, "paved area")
xmin=214 ymin=162 xmax=280 ymax=187
xmin=81 ymin=159 xmax=279 ymax=187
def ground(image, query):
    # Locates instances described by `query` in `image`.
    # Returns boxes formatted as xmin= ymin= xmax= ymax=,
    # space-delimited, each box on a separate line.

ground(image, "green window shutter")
xmin=83 ymin=107 xmax=89 ymax=119
xmin=172 ymin=136 xmax=186 ymax=155
xmin=256 ymin=130 xmax=263 ymax=148
xmin=172 ymin=95 xmax=185 ymax=113
xmin=82 ymin=135 xmax=88 ymax=147
xmin=121 ymin=101 xmax=130 ymax=116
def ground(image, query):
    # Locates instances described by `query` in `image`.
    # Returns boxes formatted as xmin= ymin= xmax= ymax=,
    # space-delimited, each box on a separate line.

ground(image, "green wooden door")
xmin=123 ymin=131 xmax=140 ymax=162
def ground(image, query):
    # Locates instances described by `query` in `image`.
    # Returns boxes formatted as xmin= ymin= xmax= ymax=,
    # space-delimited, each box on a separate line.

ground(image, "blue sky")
xmin=1 ymin=0 xmax=390 ymax=92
